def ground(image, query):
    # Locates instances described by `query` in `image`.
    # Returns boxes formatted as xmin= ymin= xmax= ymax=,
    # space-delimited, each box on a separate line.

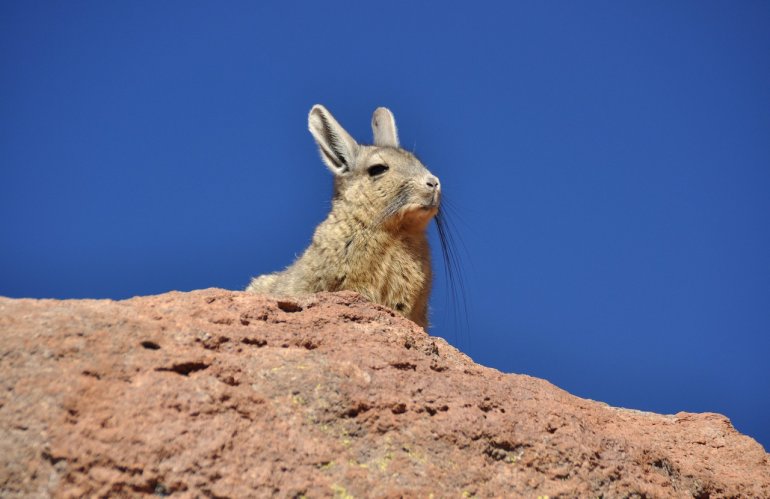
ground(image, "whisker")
xmin=434 ymin=207 xmax=470 ymax=347
xmin=437 ymin=196 xmax=472 ymax=232
xmin=436 ymin=197 xmax=474 ymax=272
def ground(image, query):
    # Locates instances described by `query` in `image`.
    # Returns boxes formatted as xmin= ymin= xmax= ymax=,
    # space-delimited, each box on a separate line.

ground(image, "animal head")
xmin=308 ymin=105 xmax=441 ymax=232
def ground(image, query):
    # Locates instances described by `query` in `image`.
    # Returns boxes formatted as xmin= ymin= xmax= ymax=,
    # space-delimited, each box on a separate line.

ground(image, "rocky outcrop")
xmin=1 ymin=289 xmax=768 ymax=497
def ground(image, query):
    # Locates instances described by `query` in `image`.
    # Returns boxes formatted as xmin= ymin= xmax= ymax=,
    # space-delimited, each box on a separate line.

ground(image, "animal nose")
xmin=426 ymin=176 xmax=440 ymax=189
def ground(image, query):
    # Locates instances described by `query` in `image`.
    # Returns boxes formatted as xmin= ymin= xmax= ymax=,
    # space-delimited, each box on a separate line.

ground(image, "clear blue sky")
xmin=2 ymin=2 xmax=768 ymax=450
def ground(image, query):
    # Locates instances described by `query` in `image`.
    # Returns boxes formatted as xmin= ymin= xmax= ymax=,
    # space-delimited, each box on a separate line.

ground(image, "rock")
xmin=0 ymin=289 xmax=768 ymax=497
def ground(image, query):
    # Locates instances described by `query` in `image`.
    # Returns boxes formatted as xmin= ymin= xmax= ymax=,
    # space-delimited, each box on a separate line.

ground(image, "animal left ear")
xmin=371 ymin=107 xmax=399 ymax=147
xmin=308 ymin=105 xmax=359 ymax=175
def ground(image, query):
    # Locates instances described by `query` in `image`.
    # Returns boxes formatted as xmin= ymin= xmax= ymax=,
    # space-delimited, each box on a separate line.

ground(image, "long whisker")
xmin=436 ymin=197 xmax=473 ymax=272
xmin=435 ymin=205 xmax=470 ymax=346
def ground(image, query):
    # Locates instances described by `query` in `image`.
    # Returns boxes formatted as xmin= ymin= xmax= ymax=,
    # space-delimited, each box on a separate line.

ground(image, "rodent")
xmin=246 ymin=105 xmax=441 ymax=328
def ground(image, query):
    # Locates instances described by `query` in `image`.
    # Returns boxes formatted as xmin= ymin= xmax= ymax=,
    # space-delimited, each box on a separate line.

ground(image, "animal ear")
xmin=308 ymin=105 xmax=359 ymax=175
xmin=371 ymin=107 xmax=399 ymax=147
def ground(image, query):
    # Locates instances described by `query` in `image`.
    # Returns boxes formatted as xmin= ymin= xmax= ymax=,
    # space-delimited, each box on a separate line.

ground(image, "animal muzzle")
xmin=424 ymin=175 xmax=441 ymax=208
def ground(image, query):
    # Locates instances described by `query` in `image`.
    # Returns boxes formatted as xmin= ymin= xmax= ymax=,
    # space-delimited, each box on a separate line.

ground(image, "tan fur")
xmin=246 ymin=105 xmax=440 ymax=328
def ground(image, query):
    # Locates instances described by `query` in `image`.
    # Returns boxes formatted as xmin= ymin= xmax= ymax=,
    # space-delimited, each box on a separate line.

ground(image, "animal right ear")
xmin=308 ymin=105 xmax=359 ymax=175
xmin=371 ymin=107 xmax=399 ymax=147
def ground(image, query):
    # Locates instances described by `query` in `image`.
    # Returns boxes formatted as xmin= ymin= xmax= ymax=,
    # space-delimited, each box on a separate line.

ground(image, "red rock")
xmin=0 ymin=289 xmax=768 ymax=497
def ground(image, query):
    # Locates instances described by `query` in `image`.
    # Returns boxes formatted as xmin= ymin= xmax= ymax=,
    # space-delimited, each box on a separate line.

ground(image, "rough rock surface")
xmin=1 ymin=289 xmax=768 ymax=498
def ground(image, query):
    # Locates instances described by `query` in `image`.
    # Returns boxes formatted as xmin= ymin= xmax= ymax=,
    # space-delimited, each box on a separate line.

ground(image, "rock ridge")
xmin=0 ymin=289 xmax=768 ymax=497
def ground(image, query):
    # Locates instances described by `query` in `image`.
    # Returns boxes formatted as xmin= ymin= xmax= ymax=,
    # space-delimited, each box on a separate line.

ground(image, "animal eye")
xmin=367 ymin=164 xmax=389 ymax=177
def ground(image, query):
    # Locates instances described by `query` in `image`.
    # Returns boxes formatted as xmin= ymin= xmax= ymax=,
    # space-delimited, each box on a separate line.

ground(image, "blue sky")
xmin=2 ymin=2 xmax=768 ymax=450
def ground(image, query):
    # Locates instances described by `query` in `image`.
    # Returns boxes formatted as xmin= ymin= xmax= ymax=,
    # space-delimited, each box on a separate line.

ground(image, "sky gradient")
xmin=2 ymin=2 xmax=769 ymax=450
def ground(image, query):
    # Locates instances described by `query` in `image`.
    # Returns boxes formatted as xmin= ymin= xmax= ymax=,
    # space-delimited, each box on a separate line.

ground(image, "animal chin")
xmin=422 ymin=197 xmax=440 ymax=213
xmin=392 ymin=202 xmax=437 ymax=223
xmin=417 ymin=191 xmax=441 ymax=210
xmin=409 ymin=204 xmax=439 ymax=222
